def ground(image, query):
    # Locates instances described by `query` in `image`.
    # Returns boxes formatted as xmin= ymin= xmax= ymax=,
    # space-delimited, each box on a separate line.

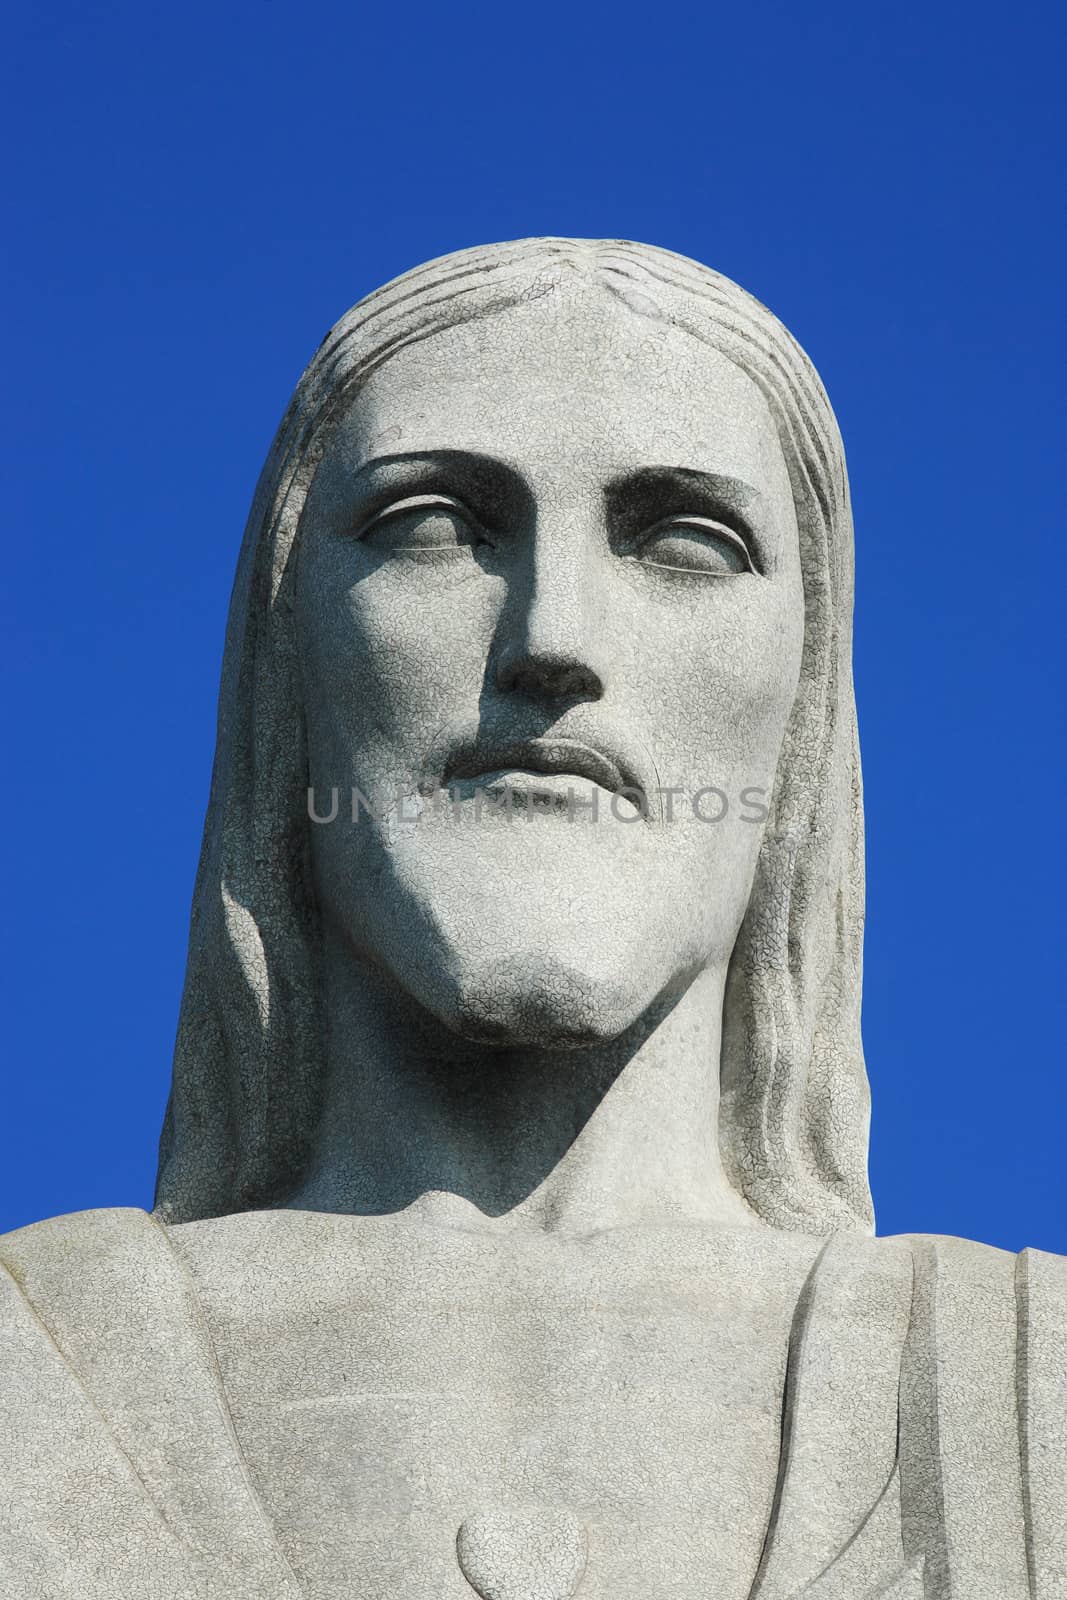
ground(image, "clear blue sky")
xmin=2 ymin=1 xmax=1064 ymax=1250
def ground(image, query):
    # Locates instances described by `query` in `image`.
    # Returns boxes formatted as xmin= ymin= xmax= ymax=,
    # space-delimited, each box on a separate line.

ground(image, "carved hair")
xmin=154 ymin=239 xmax=872 ymax=1234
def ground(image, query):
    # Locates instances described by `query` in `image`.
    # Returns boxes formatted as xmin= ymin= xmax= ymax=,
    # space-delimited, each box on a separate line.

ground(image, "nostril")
xmin=498 ymin=651 xmax=604 ymax=701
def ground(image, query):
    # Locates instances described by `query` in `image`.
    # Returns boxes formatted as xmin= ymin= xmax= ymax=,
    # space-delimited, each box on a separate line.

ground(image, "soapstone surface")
xmin=2 ymin=240 xmax=1063 ymax=1597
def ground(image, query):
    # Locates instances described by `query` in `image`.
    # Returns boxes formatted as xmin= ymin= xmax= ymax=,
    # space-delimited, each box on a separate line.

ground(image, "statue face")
xmin=297 ymin=286 xmax=804 ymax=1046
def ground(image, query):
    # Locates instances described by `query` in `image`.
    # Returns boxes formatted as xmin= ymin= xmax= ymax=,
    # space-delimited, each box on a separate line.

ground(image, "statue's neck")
xmin=288 ymin=935 xmax=757 ymax=1234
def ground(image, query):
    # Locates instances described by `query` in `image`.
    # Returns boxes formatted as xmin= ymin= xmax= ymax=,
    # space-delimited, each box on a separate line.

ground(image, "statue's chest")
xmin=203 ymin=1226 xmax=801 ymax=1600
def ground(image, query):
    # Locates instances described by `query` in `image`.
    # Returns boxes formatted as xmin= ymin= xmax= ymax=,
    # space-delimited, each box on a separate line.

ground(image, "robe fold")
xmin=1 ymin=1208 xmax=1063 ymax=1599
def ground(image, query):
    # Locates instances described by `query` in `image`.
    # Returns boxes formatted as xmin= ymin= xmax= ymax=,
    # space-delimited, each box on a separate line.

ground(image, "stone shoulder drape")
xmin=0 ymin=1208 xmax=1063 ymax=1599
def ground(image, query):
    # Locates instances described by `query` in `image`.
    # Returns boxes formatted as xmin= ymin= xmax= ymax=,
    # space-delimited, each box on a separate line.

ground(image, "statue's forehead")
xmin=319 ymin=290 xmax=785 ymax=492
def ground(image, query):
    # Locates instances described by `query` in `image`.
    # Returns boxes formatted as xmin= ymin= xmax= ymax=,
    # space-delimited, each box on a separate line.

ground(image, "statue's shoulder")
xmin=883 ymin=1229 xmax=1067 ymax=1594
xmin=0 ymin=1206 xmax=305 ymax=1597
xmin=876 ymin=1229 xmax=1067 ymax=1401
xmin=750 ymin=1230 xmax=1067 ymax=1599
xmin=0 ymin=1202 xmax=158 ymax=1260
xmin=0 ymin=1205 xmax=170 ymax=1327
xmin=0 ymin=1207 xmax=193 ymax=1427
xmin=886 ymin=1226 xmax=1067 ymax=1292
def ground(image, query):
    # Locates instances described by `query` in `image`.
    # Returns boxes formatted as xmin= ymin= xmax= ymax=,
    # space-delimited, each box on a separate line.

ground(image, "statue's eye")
xmin=354 ymin=494 xmax=490 ymax=554
xmin=634 ymin=516 xmax=754 ymax=576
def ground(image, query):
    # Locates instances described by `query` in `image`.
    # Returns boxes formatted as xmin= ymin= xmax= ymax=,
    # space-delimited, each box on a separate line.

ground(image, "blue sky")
xmin=2 ymin=0 xmax=1064 ymax=1249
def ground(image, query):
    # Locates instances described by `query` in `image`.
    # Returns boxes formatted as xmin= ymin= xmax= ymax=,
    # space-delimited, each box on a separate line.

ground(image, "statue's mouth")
xmin=441 ymin=737 xmax=647 ymax=813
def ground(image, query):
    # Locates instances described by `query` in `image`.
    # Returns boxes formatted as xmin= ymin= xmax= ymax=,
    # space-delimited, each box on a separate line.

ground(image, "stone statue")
xmin=1 ymin=240 xmax=1063 ymax=1600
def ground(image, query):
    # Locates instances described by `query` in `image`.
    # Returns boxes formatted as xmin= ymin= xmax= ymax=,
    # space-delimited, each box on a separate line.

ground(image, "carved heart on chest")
xmin=456 ymin=1508 xmax=587 ymax=1600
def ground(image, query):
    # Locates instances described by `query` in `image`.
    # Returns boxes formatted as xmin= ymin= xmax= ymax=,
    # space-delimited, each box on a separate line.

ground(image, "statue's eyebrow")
xmin=604 ymin=465 xmax=768 ymax=570
xmin=346 ymin=449 xmax=531 ymax=524
xmin=604 ymin=465 xmax=763 ymax=522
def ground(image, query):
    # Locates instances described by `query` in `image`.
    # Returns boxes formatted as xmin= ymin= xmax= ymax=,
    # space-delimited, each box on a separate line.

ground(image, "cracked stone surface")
xmin=456 ymin=1508 xmax=586 ymax=1600
xmin=1 ymin=241 xmax=1062 ymax=1598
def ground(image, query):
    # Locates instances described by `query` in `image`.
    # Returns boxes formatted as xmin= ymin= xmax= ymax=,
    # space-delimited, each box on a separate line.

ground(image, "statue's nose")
xmin=492 ymin=538 xmax=608 ymax=703
xmin=495 ymin=645 xmax=603 ymax=701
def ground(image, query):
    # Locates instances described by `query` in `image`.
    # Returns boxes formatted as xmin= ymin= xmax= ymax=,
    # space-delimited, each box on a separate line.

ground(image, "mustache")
xmin=427 ymin=718 xmax=657 ymax=812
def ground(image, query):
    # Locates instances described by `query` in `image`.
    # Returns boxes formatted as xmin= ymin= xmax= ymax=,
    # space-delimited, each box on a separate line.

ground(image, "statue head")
xmin=155 ymin=239 xmax=869 ymax=1235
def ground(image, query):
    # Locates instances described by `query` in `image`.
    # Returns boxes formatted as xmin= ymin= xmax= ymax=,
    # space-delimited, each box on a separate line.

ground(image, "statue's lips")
xmin=442 ymin=738 xmax=644 ymax=809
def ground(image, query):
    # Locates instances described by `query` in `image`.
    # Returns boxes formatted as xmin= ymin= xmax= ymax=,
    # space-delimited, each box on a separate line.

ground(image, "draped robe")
xmin=1 ymin=1207 xmax=1064 ymax=1598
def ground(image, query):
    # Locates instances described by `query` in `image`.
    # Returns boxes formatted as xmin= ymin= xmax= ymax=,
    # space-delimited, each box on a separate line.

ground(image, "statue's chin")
xmin=383 ymin=878 xmax=694 ymax=1052
xmin=428 ymin=949 xmax=654 ymax=1050
xmin=322 ymin=819 xmax=731 ymax=1050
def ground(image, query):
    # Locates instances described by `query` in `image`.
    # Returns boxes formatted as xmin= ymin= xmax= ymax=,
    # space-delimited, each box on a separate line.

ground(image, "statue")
xmin=1 ymin=240 xmax=1063 ymax=1599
